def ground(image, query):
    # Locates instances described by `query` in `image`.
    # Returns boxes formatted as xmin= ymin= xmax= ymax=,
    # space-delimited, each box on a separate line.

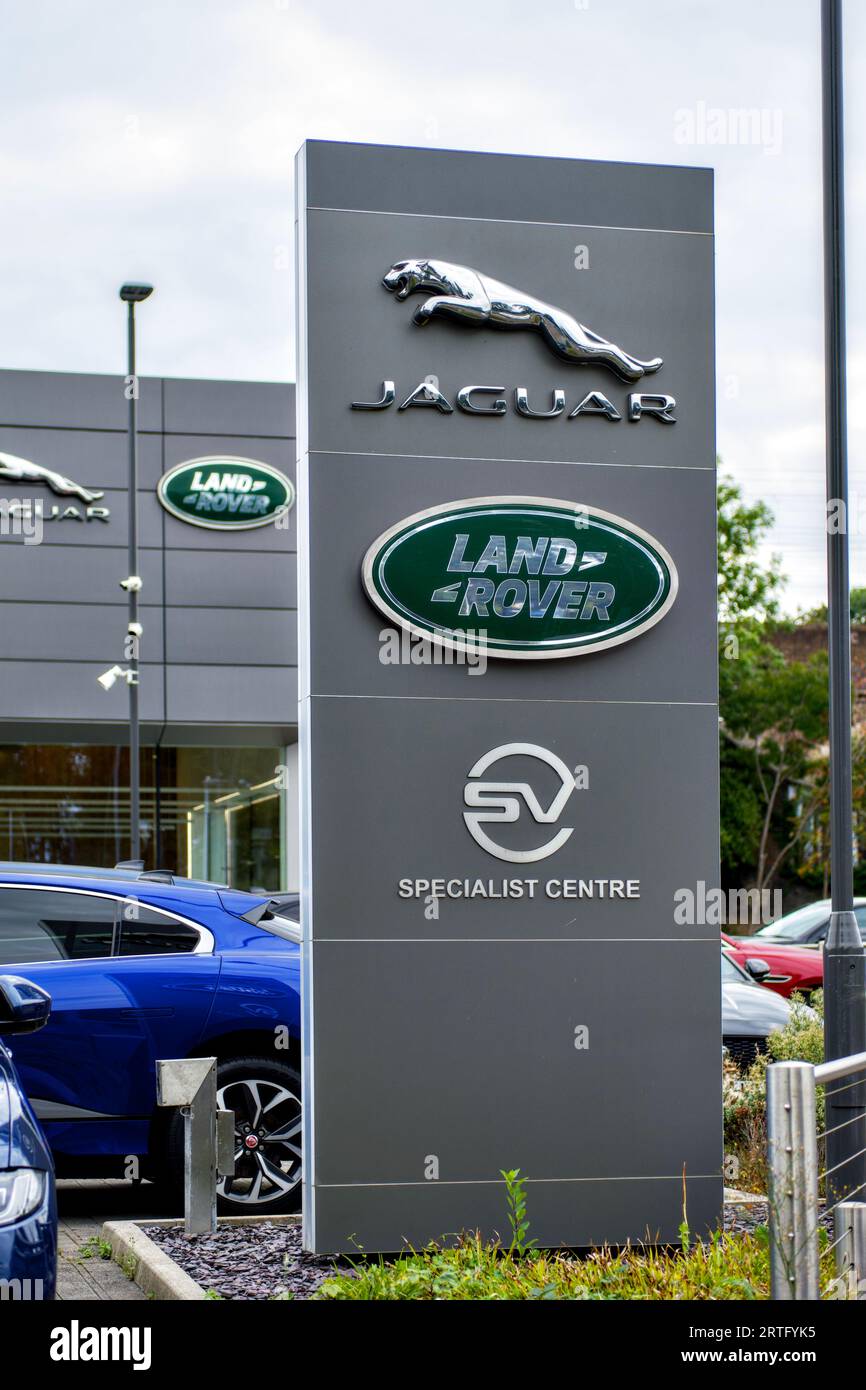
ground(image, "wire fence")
xmin=767 ymin=1050 xmax=866 ymax=1299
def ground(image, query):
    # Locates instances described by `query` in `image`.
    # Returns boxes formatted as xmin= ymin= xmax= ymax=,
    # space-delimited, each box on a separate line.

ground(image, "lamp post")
xmin=119 ymin=283 xmax=153 ymax=863
xmin=820 ymin=0 xmax=866 ymax=1206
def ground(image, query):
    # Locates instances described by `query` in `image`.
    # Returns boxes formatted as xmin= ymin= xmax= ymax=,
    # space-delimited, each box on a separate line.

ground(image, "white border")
xmin=361 ymin=495 xmax=679 ymax=661
xmin=156 ymin=455 xmax=296 ymax=532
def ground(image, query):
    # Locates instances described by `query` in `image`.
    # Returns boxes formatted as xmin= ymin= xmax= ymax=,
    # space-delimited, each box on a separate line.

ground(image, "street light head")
xmin=119 ymin=284 xmax=154 ymax=303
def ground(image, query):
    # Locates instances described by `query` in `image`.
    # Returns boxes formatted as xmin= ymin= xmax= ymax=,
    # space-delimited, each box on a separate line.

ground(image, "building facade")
xmin=0 ymin=369 xmax=298 ymax=892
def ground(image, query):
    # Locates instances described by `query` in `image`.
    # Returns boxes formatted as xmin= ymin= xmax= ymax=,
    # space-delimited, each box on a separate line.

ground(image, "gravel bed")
xmin=142 ymin=1221 xmax=347 ymax=1300
xmin=724 ymin=1199 xmax=833 ymax=1237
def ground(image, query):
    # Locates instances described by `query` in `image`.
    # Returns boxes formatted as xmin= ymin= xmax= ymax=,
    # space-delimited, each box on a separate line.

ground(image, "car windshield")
xmin=722 ymin=952 xmax=751 ymax=984
xmin=755 ymin=903 xmax=828 ymax=940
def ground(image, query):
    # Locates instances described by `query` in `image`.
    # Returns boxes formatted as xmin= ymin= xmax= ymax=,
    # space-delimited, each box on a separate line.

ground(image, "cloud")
xmin=3 ymin=0 xmax=865 ymax=610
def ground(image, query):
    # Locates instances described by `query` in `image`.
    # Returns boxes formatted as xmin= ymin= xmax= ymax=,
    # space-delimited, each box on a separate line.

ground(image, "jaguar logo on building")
xmin=157 ymin=457 xmax=295 ymax=531
xmin=349 ymin=259 xmax=676 ymax=422
xmin=381 ymin=259 xmax=663 ymax=381
xmin=463 ymin=742 xmax=577 ymax=863
xmin=0 ymin=451 xmax=109 ymax=521
xmin=362 ymin=496 xmax=678 ymax=660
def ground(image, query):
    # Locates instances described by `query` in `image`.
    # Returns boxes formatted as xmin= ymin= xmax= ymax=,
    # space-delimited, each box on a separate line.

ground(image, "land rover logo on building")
xmin=157 ymin=457 xmax=295 ymax=530
xmin=362 ymin=496 xmax=678 ymax=660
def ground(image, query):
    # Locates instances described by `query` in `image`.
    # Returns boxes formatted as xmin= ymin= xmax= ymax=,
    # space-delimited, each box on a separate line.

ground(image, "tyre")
xmin=163 ymin=1055 xmax=302 ymax=1215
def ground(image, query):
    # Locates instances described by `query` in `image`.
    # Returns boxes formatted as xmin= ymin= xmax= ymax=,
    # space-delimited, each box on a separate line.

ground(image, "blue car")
xmin=0 ymin=865 xmax=301 ymax=1214
xmin=0 ymin=974 xmax=57 ymax=1299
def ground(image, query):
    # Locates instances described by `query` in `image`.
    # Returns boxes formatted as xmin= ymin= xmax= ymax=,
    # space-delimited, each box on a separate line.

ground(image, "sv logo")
xmin=462 ymin=743 xmax=577 ymax=863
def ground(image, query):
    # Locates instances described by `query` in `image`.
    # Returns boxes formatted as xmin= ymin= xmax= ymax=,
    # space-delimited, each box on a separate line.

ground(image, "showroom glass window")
xmin=0 ymin=745 xmax=286 ymax=892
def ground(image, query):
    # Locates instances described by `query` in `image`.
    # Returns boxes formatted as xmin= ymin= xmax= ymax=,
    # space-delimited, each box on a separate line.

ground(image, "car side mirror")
xmin=0 ymin=975 xmax=51 ymax=1035
xmin=745 ymin=957 xmax=771 ymax=983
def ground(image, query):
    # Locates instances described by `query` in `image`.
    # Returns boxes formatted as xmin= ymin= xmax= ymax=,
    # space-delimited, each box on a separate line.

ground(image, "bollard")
xmin=834 ymin=1200 xmax=866 ymax=1300
xmin=767 ymin=1061 xmax=820 ymax=1300
xmin=156 ymin=1057 xmax=234 ymax=1236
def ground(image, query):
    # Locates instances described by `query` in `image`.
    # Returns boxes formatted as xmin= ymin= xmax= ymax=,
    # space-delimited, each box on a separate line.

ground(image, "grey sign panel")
xmin=305 ymin=450 xmax=716 ymax=704
xmin=306 ymin=695 xmax=719 ymax=942
xmin=303 ymin=139 xmax=714 ymax=233
xmin=296 ymin=140 xmax=719 ymax=1253
xmin=309 ymin=939 xmax=721 ymax=1183
xmin=304 ymin=209 xmax=713 ymax=468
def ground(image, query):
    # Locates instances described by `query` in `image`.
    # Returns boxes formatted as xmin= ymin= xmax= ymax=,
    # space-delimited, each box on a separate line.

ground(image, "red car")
xmin=722 ymin=932 xmax=823 ymax=1001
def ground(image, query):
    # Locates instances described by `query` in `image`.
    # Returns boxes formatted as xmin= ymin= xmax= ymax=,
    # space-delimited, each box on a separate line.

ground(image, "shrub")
xmin=724 ymin=990 xmax=825 ymax=1193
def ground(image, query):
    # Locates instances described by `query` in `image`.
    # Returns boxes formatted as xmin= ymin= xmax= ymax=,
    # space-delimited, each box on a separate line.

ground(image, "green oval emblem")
xmin=362 ymin=496 xmax=678 ymax=660
xmin=157 ymin=456 xmax=295 ymax=531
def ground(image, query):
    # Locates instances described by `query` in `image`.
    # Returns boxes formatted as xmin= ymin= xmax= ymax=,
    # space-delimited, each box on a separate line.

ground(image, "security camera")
xmin=120 ymin=575 xmax=143 ymax=592
xmin=97 ymin=665 xmax=124 ymax=691
xmin=97 ymin=665 xmax=137 ymax=691
xmin=127 ymin=622 xmax=144 ymax=638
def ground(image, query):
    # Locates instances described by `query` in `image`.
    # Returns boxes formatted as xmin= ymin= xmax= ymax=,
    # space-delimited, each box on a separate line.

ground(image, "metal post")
xmin=820 ymin=0 xmax=866 ymax=1207
xmin=126 ymin=299 xmax=140 ymax=863
xmin=767 ymin=1061 xmax=820 ymax=1300
xmin=183 ymin=1061 xmax=217 ymax=1235
xmin=155 ymin=1056 xmax=235 ymax=1236
xmin=834 ymin=1200 xmax=866 ymax=1298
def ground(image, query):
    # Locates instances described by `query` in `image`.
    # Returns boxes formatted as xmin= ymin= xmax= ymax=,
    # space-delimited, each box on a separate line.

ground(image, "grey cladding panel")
xmin=0 ymin=369 xmax=162 ymax=432
xmin=0 ymin=547 xmax=164 ymax=605
xmin=165 ymin=549 xmax=296 ymax=608
xmin=0 ymin=602 xmax=163 ymax=662
xmin=165 ymin=607 xmax=296 ymax=665
xmin=166 ymin=663 xmax=297 ymax=726
xmin=162 ymin=378 xmax=295 ymax=438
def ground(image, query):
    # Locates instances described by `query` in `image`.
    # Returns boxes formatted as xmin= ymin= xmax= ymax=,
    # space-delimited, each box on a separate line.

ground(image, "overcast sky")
xmin=4 ymin=0 xmax=866 ymax=612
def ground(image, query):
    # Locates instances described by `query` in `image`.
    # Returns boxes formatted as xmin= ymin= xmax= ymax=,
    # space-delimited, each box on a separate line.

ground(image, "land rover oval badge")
xmin=157 ymin=457 xmax=295 ymax=530
xmin=362 ymin=496 xmax=678 ymax=660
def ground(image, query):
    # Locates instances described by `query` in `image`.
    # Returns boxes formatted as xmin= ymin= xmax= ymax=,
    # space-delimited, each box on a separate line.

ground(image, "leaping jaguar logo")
xmin=0 ymin=452 xmax=104 ymax=503
xmin=382 ymin=259 xmax=663 ymax=383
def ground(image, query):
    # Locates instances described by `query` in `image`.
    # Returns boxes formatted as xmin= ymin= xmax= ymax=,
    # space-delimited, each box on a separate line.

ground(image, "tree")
xmin=717 ymin=475 xmax=784 ymax=628
xmin=722 ymin=645 xmax=828 ymax=892
xmin=717 ymin=473 xmax=829 ymax=890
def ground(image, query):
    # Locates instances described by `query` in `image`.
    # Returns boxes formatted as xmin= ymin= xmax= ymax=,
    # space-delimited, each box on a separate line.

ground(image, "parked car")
xmin=722 ymin=951 xmax=809 ymax=1070
xmin=0 ymin=865 xmax=301 ymax=1214
xmin=0 ymin=974 xmax=57 ymax=1299
xmin=721 ymin=932 xmax=823 ymax=1001
xmin=752 ymin=897 xmax=866 ymax=948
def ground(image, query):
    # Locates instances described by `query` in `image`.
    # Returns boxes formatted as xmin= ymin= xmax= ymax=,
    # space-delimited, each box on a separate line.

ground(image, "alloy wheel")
xmin=216 ymin=1075 xmax=302 ymax=1207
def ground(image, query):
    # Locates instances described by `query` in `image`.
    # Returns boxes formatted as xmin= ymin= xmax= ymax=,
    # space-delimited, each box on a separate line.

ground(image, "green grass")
xmin=315 ymin=1225 xmax=837 ymax=1301
xmin=316 ymin=1167 xmax=837 ymax=1301
xmin=77 ymin=1236 xmax=112 ymax=1261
